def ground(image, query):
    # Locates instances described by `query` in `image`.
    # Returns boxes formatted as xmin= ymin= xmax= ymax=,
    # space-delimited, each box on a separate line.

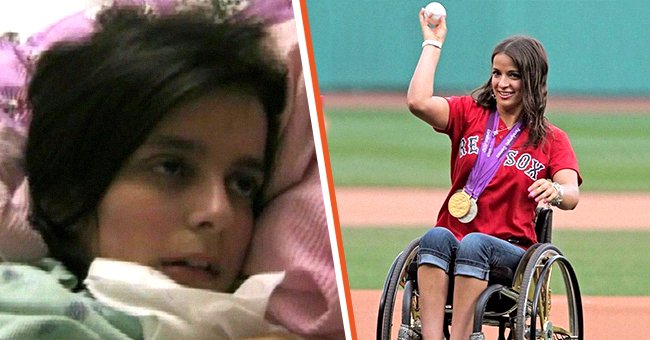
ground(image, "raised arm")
xmin=406 ymin=9 xmax=450 ymax=131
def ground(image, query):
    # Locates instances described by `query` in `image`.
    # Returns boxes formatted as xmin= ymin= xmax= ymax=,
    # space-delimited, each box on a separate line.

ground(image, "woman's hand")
xmin=527 ymin=169 xmax=580 ymax=210
xmin=418 ymin=8 xmax=447 ymax=44
xmin=528 ymin=179 xmax=560 ymax=206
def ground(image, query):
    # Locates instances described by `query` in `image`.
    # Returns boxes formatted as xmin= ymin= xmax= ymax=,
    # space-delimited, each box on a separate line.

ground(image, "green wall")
xmin=306 ymin=0 xmax=650 ymax=96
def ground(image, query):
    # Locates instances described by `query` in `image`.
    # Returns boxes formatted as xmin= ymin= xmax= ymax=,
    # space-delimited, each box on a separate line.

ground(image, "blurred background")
xmin=307 ymin=0 xmax=650 ymax=95
xmin=0 ymin=0 xmax=94 ymax=38
xmin=305 ymin=1 xmax=650 ymax=338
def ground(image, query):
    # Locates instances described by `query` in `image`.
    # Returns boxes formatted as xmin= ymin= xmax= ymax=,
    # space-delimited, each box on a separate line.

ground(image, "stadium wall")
xmin=306 ymin=0 xmax=650 ymax=96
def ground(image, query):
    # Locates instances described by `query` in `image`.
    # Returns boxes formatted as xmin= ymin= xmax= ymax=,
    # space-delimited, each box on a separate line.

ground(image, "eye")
xmin=509 ymin=72 xmax=521 ymax=79
xmin=151 ymin=157 xmax=193 ymax=180
xmin=227 ymin=172 xmax=263 ymax=200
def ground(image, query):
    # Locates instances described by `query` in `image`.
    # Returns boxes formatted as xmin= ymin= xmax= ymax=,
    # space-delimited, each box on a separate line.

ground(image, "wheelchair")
xmin=377 ymin=207 xmax=583 ymax=340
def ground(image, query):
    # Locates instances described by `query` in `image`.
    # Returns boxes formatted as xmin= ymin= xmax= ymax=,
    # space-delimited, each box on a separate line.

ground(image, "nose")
xmin=498 ymin=76 xmax=509 ymax=88
xmin=186 ymin=180 xmax=233 ymax=231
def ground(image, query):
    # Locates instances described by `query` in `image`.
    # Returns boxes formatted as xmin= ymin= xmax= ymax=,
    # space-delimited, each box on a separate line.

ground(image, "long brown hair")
xmin=472 ymin=35 xmax=549 ymax=147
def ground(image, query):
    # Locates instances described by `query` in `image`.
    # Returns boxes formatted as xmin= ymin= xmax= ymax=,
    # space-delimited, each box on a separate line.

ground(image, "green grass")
xmin=326 ymin=109 xmax=650 ymax=191
xmin=342 ymin=228 xmax=650 ymax=296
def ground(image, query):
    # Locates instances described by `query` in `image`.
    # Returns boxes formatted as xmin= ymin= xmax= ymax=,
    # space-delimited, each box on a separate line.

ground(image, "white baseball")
xmin=424 ymin=2 xmax=446 ymax=25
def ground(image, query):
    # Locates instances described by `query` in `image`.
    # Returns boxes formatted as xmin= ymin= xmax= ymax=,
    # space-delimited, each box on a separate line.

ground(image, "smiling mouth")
xmin=496 ymin=90 xmax=514 ymax=99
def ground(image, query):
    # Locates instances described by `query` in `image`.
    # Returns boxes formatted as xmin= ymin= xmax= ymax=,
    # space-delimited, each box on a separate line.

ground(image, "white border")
xmin=291 ymin=1 xmax=353 ymax=339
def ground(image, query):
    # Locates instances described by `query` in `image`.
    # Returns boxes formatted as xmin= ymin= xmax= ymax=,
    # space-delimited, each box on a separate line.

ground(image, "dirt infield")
xmin=323 ymin=92 xmax=650 ymax=114
xmin=336 ymin=188 xmax=650 ymax=229
xmin=352 ymin=290 xmax=650 ymax=340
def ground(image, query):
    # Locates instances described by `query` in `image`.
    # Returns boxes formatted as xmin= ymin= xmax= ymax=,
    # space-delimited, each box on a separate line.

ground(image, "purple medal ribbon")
xmin=464 ymin=110 xmax=523 ymax=200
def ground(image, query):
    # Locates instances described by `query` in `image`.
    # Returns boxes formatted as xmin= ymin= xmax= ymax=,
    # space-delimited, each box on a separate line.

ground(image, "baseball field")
xmin=323 ymin=92 xmax=650 ymax=339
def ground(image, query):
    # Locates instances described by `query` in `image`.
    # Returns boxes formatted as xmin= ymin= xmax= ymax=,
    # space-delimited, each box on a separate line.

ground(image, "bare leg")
xmin=449 ymin=275 xmax=488 ymax=340
xmin=417 ymin=265 xmax=449 ymax=340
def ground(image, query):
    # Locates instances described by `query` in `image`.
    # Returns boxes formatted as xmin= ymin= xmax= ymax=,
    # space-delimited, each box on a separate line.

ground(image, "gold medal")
xmin=448 ymin=190 xmax=471 ymax=218
xmin=458 ymin=198 xmax=478 ymax=223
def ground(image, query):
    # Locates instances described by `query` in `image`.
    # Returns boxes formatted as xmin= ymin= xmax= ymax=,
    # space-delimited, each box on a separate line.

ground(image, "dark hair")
xmin=471 ymin=35 xmax=549 ymax=146
xmin=25 ymin=8 xmax=287 ymax=280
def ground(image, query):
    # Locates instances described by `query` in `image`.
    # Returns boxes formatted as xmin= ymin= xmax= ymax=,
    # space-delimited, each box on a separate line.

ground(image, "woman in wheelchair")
xmin=405 ymin=9 xmax=582 ymax=340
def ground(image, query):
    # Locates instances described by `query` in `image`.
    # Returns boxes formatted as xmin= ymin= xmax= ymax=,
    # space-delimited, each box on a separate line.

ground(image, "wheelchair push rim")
xmin=514 ymin=243 xmax=583 ymax=340
xmin=377 ymin=237 xmax=421 ymax=340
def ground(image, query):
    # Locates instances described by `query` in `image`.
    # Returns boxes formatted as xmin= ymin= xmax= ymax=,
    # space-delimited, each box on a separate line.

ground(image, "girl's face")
xmin=90 ymin=91 xmax=267 ymax=291
xmin=491 ymin=53 xmax=524 ymax=117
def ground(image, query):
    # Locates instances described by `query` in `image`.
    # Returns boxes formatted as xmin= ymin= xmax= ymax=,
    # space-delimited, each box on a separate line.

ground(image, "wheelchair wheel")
xmin=514 ymin=243 xmax=583 ymax=340
xmin=377 ymin=237 xmax=421 ymax=340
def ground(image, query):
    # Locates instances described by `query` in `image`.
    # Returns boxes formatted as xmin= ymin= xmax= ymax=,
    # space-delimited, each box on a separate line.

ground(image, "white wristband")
xmin=422 ymin=39 xmax=443 ymax=49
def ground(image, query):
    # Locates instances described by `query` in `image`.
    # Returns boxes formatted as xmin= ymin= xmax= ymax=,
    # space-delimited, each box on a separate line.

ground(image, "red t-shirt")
xmin=435 ymin=96 xmax=582 ymax=246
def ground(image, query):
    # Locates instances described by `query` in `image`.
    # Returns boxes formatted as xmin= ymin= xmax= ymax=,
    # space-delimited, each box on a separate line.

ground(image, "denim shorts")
xmin=417 ymin=228 xmax=525 ymax=281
